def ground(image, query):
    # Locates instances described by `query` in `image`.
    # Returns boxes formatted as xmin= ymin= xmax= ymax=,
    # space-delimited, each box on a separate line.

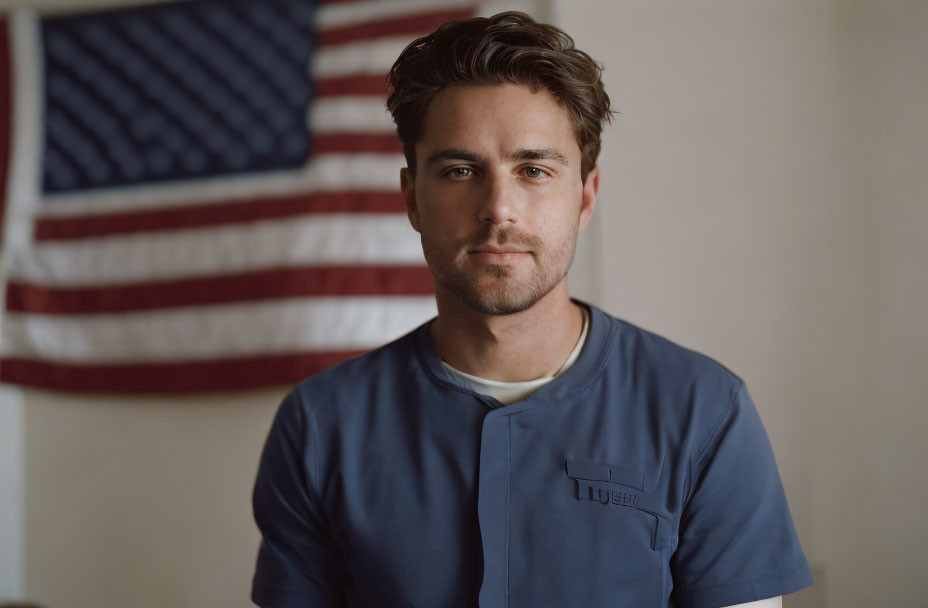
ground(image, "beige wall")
xmin=817 ymin=1 xmax=928 ymax=604
xmin=22 ymin=389 xmax=285 ymax=608
xmin=0 ymin=388 xmax=24 ymax=600
xmin=4 ymin=1 xmax=926 ymax=607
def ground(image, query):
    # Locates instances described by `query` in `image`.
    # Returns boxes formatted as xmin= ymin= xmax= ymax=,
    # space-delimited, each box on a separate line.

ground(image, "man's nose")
xmin=477 ymin=172 xmax=518 ymax=225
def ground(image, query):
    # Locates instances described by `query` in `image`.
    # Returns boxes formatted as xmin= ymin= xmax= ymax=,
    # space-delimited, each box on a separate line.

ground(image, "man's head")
xmin=387 ymin=12 xmax=613 ymax=183
xmin=388 ymin=13 xmax=612 ymax=316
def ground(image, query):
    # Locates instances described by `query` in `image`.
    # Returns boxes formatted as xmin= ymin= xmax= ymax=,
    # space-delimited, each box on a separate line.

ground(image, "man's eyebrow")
xmin=510 ymin=148 xmax=569 ymax=165
xmin=424 ymin=148 xmax=569 ymax=166
xmin=426 ymin=149 xmax=486 ymax=165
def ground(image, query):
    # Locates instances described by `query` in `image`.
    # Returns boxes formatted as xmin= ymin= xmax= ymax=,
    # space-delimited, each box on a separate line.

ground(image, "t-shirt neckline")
xmin=414 ymin=300 xmax=614 ymax=409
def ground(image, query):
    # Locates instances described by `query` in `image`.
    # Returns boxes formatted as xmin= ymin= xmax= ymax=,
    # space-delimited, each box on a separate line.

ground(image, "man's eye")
xmin=448 ymin=167 xmax=472 ymax=178
xmin=523 ymin=166 xmax=547 ymax=179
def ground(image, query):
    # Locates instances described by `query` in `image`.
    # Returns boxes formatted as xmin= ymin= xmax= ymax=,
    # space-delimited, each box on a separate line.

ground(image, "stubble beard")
xmin=421 ymin=225 xmax=576 ymax=316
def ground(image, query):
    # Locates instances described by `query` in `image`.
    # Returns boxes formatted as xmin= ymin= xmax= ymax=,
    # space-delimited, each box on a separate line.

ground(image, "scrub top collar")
xmin=414 ymin=300 xmax=616 ymax=411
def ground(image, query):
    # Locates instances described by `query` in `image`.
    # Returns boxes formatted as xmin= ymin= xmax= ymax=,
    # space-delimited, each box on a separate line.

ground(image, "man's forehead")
xmin=414 ymin=84 xmax=580 ymax=161
xmin=421 ymin=83 xmax=570 ymax=123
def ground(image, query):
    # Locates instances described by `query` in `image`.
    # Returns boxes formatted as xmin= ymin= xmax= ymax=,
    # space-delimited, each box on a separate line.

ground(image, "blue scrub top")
xmin=252 ymin=304 xmax=813 ymax=607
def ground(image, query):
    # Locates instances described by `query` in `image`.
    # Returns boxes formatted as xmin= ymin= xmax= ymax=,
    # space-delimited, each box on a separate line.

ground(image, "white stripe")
xmin=313 ymin=36 xmax=414 ymax=79
xmin=310 ymin=97 xmax=395 ymax=134
xmin=34 ymin=154 xmax=405 ymax=218
xmin=317 ymin=0 xmax=476 ymax=31
xmin=0 ymin=296 xmax=437 ymax=363
xmin=8 ymin=214 xmax=424 ymax=286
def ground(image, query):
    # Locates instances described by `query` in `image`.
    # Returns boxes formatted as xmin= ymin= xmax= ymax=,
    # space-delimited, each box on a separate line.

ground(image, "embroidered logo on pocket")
xmin=577 ymin=480 xmax=641 ymax=508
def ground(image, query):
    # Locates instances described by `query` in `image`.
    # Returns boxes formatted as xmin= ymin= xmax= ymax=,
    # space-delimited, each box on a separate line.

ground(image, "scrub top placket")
xmin=475 ymin=405 xmax=511 ymax=607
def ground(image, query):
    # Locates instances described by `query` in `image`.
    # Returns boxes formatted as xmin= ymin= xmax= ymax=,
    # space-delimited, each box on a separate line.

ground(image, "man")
xmin=252 ymin=12 xmax=813 ymax=608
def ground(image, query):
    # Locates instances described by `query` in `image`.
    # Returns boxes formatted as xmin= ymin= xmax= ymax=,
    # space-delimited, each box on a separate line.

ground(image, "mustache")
xmin=460 ymin=225 xmax=542 ymax=250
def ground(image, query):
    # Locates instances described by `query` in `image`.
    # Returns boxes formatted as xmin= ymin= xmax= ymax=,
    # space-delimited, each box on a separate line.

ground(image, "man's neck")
xmin=430 ymin=281 xmax=585 ymax=382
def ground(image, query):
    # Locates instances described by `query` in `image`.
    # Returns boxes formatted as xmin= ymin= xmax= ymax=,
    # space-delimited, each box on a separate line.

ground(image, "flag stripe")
xmin=13 ymin=214 xmax=423 ymax=286
xmin=34 ymin=154 xmax=405 ymax=218
xmin=314 ymin=133 xmax=401 ymax=154
xmin=0 ymin=351 xmax=370 ymax=392
xmin=317 ymin=0 xmax=474 ymax=29
xmin=7 ymin=265 xmax=434 ymax=314
xmin=318 ymin=7 xmax=473 ymax=47
xmin=1 ymin=296 xmax=437 ymax=362
xmin=316 ymin=74 xmax=388 ymax=97
xmin=310 ymin=97 xmax=396 ymax=133
xmin=312 ymin=35 xmax=411 ymax=79
xmin=34 ymin=191 xmax=405 ymax=241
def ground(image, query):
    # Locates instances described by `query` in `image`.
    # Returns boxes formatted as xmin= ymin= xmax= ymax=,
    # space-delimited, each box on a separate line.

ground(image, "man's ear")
xmin=400 ymin=167 xmax=420 ymax=233
xmin=577 ymin=167 xmax=599 ymax=234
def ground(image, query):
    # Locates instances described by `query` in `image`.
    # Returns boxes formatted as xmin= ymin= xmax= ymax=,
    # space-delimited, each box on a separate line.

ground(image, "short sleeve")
xmin=670 ymin=383 xmax=813 ymax=608
xmin=252 ymin=390 xmax=348 ymax=607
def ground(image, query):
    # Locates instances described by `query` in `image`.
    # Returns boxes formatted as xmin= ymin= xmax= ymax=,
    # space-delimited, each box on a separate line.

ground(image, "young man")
xmin=252 ymin=13 xmax=813 ymax=608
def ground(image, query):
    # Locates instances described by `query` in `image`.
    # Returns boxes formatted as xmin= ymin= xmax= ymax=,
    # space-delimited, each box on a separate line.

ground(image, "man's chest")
xmin=315 ymin=388 xmax=686 ymax=608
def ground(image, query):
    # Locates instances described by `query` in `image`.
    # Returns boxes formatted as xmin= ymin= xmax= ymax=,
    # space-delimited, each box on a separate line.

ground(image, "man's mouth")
xmin=468 ymin=246 xmax=531 ymax=263
xmin=470 ymin=246 xmax=528 ymax=254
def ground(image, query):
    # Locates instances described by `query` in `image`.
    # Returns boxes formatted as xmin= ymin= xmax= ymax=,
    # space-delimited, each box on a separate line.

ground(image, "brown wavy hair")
xmin=386 ymin=11 xmax=614 ymax=182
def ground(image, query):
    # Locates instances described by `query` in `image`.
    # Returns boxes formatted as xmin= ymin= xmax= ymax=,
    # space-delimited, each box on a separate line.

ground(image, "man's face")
xmin=401 ymin=84 xmax=598 ymax=315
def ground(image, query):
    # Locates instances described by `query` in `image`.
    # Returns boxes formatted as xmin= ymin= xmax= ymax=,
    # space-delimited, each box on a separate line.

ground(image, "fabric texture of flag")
xmin=0 ymin=0 xmax=487 ymax=392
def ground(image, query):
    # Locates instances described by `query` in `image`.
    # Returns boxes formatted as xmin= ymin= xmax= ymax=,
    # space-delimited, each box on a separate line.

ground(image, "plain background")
xmin=1 ymin=0 xmax=926 ymax=606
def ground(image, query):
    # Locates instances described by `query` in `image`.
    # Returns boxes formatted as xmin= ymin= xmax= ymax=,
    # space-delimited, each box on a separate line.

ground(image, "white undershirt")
xmin=441 ymin=308 xmax=589 ymax=405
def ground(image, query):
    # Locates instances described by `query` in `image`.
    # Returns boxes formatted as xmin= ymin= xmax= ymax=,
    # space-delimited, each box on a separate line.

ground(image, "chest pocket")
xmin=566 ymin=459 xmax=672 ymax=551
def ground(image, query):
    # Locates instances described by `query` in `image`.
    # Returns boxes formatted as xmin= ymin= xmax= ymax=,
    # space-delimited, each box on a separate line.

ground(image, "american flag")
xmin=0 ymin=0 xmax=491 ymax=392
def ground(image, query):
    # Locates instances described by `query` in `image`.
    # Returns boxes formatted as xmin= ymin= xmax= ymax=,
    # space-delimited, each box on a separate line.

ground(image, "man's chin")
xmin=454 ymin=283 xmax=545 ymax=316
xmin=430 ymin=261 xmax=551 ymax=315
xmin=464 ymin=298 xmax=536 ymax=316
xmin=478 ymin=263 xmax=513 ymax=280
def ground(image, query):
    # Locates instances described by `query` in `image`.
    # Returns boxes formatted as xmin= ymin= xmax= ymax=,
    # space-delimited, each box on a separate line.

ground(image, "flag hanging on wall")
xmin=0 ymin=0 xmax=482 ymax=392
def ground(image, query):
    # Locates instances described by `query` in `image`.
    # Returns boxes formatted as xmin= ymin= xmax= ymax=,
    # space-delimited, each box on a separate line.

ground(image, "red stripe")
xmin=0 ymin=351 xmax=371 ymax=392
xmin=318 ymin=8 xmax=475 ymax=47
xmin=6 ymin=266 xmax=434 ymax=314
xmin=34 ymin=191 xmax=405 ymax=241
xmin=316 ymin=75 xmax=388 ymax=98
xmin=314 ymin=133 xmax=401 ymax=154
xmin=0 ymin=19 xmax=11 ymax=244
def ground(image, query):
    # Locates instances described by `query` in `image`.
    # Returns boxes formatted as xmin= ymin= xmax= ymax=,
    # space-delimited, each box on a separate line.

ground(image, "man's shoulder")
xmin=607 ymin=313 xmax=741 ymax=382
xmin=588 ymin=309 xmax=750 ymax=455
xmin=593 ymin=307 xmax=745 ymax=411
xmin=287 ymin=321 xmax=427 ymax=413
xmin=599 ymin=311 xmax=741 ymax=383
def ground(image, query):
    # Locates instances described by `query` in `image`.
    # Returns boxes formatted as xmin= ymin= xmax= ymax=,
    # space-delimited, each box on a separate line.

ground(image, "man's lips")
xmin=468 ymin=248 xmax=531 ymax=263
xmin=470 ymin=247 xmax=528 ymax=254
